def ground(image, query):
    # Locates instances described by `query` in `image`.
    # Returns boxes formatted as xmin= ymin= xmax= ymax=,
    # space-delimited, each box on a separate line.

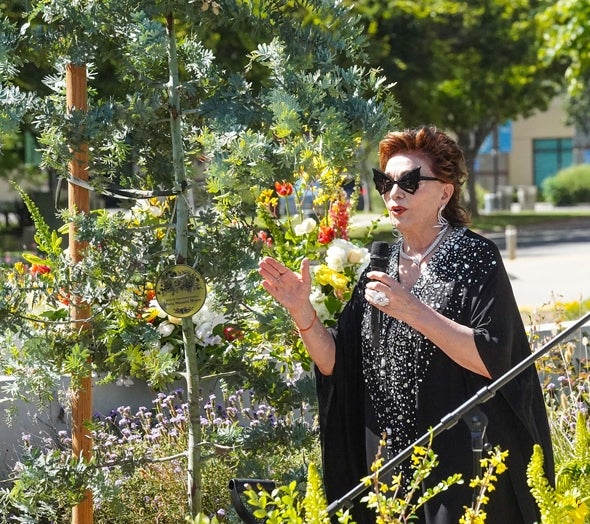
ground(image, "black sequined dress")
xmin=316 ymin=227 xmax=553 ymax=524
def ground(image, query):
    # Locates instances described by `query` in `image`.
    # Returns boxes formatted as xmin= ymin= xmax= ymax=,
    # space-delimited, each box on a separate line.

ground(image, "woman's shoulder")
xmin=454 ymin=227 xmax=501 ymax=256
xmin=440 ymin=227 xmax=504 ymax=275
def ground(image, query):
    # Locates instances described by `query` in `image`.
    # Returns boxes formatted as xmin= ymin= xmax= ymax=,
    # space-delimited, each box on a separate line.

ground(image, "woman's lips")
xmin=390 ymin=206 xmax=407 ymax=216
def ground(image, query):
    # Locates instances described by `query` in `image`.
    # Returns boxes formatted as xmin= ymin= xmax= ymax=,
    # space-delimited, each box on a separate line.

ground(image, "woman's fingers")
xmin=258 ymin=256 xmax=287 ymax=283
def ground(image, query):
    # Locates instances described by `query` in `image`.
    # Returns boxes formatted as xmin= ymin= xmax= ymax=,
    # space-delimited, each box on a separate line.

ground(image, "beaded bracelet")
xmin=297 ymin=310 xmax=317 ymax=333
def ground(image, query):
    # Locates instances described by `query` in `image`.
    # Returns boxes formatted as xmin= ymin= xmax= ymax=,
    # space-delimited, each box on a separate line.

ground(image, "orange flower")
xmin=318 ymin=225 xmax=335 ymax=245
xmin=145 ymin=288 xmax=156 ymax=303
xmin=30 ymin=264 xmax=51 ymax=276
xmin=57 ymin=290 xmax=71 ymax=306
xmin=329 ymin=196 xmax=350 ymax=240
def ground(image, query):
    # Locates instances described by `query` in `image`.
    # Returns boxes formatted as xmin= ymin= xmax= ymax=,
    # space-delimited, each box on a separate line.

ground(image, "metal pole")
xmin=66 ymin=63 xmax=93 ymax=524
xmin=505 ymin=225 xmax=517 ymax=260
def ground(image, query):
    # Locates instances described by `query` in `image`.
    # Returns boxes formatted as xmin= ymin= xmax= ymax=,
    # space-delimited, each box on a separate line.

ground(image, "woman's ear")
xmin=441 ymin=183 xmax=454 ymax=203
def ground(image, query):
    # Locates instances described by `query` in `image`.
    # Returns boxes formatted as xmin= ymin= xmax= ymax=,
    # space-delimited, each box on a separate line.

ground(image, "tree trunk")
xmin=456 ymin=128 xmax=491 ymax=219
xmin=166 ymin=13 xmax=202 ymax=516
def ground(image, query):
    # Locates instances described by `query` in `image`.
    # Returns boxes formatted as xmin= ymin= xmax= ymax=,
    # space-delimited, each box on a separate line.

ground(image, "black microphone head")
xmin=370 ymin=241 xmax=389 ymax=272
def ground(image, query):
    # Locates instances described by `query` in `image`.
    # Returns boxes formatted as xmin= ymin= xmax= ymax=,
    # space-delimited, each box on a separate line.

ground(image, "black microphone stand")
xmin=462 ymin=406 xmax=489 ymax=503
xmin=326 ymin=311 xmax=590 ymax=517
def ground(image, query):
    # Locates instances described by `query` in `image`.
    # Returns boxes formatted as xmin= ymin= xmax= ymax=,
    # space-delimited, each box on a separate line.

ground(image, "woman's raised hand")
xmin=258 ymin=256 xmax=313 ymax=313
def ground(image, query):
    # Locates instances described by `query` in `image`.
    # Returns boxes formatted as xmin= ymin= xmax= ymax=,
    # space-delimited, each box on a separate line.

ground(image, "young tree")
xmin=0 ymin=0 xmax=396 ymax=520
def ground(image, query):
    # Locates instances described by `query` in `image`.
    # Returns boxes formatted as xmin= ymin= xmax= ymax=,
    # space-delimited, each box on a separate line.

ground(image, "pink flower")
xmin=256 ymin=230 xmax=273 ymax=247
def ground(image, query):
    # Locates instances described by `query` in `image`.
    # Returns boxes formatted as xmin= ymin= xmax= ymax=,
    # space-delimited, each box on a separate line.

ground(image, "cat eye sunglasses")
xmin=372 ymin=165 xmax=441 ymax=195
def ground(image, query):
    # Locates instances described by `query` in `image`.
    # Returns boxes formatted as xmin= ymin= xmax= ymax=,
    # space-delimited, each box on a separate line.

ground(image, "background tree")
xmin=536 ymin=0 xmax=590 ymax=132
xmin=350 ymin=0 xmax=566 ymax=213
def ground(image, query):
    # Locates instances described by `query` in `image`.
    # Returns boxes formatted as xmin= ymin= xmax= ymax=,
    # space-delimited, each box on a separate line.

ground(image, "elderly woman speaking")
xmin=258 ymin=125 xmax=553 ymax=524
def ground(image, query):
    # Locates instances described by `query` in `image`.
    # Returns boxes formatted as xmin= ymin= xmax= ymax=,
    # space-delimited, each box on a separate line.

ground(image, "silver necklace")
xmin=400 ymin=225 xmax=449 ymax=266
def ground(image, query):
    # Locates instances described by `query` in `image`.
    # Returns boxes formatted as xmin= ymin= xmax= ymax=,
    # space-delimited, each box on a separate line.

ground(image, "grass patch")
xmin=470 ymin=211 xmax=590 ymax=232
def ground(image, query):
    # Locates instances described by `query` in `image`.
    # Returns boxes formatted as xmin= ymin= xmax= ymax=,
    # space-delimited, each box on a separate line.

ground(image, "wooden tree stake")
xmin=66 ymin=62 xmax=93 ymax=524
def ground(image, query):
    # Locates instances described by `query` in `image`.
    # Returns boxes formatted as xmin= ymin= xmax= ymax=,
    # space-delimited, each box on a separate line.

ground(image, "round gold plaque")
xmin=155 ymin=264 xmax=207 ymax=318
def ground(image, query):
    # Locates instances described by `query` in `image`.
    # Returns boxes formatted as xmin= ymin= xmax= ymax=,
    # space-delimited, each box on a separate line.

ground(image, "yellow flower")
xmin=143 ymin=307 xmax=161 ymax=323
xmin=315 ymin=265 xmax=349 ymax=291
xmin=569 ymin=502 xmax=589 ymax=524
xmin=329 ymin=271 xmax=349 ymax=290
xmin=257 ymin=189 xmax=278 ymax=208
xmin=556 ymin=494 xmax=589 ymax=524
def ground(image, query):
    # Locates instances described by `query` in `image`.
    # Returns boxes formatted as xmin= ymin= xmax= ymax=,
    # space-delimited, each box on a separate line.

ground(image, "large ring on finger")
xmin=367 ymin=289 xmax=389 ymax=306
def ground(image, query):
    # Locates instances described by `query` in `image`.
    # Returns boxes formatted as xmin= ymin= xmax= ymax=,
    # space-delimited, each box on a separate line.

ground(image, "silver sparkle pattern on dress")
xmin=360 ymin=227 xmax=498 ymax=481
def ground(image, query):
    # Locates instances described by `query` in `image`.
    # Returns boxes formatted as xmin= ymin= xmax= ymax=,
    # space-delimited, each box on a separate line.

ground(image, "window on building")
xmin=533 ymin=138 xmax=573 ymax=187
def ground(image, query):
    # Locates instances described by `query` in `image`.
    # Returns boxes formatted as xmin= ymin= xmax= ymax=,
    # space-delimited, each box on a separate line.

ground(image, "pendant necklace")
xmin=400 ymin=225 xmax=449 ymax=266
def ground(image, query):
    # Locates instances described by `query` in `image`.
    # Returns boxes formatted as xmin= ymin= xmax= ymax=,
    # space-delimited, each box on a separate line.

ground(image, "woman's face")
xmin=381 ymin=153 xmax=453 ymax=235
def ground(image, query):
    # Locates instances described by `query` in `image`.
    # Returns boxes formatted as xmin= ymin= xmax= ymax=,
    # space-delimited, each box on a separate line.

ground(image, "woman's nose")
xmin=386 ymin=182 xmax=405 ymax=198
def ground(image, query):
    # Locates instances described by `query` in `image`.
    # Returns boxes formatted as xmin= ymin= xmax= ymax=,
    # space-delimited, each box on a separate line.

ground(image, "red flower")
xmin=223 ymin=326 xmax=244 ymax=342
xmin=30 ymin=264 xmax=51 ymax=276
xmin=274 ymin=180 xmax=294 ymax=197
xmin=318 ymin=225 xmax=335 ymax=245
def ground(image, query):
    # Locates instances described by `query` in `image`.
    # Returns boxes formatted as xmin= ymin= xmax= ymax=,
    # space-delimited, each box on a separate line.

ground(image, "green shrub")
xmin=543 ymin=164 xmax=590 ymax=205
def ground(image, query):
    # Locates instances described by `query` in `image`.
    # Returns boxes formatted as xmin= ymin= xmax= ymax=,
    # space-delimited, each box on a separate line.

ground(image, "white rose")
xmin=133 ymin=199 xmax=163 ymax=217
xmin=293 ymin=217 xmax=317 ymax=236
xmin=157 ymin=321 xmax=176 ymax=337
xmin=347 ymin=246 xmax=368 ymax=264
xmin=192 ymin=304 xmax=226 ymax=328
xmin=148 ymin=205 xmax=163 ymax=217
xmin=25 ymin=292 xmax=47 ymax=316
xmin=160 ymin=342 xmax=175 ymax=354
xmin=325 ymin=244 xmax=348 ymax=272
xmin=309 ymin=288 xmax=332 ymax=322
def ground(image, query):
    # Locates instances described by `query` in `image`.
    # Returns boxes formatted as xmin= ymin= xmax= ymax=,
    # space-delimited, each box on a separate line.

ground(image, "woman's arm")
xmin=366 ymin=270 xmax=491 ymax=379
xmin=258 ymin=256 xmax=336 ymax=375
xmin=403 ymin=298 xmax=491 ymax=378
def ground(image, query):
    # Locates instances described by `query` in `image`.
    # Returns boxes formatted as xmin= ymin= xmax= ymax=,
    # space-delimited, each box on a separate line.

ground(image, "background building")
xmin=475 ymin=96 xmax=590 ymax=209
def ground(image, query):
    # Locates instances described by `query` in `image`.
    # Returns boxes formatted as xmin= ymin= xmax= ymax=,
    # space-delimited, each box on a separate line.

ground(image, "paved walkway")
xmin=501 ymin=240 xmax=589 ymax=310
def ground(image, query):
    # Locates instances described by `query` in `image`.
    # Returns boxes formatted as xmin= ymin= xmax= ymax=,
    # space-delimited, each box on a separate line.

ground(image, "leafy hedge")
xmin=543 ymin=164 xmax=590 ymax=205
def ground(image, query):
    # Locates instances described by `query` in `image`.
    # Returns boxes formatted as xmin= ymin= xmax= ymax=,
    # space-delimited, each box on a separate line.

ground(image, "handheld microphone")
xmin=369 ymin=241 xmax=389 ymax=347
xmin=370 ymin=241 xmax=390 ymax=272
